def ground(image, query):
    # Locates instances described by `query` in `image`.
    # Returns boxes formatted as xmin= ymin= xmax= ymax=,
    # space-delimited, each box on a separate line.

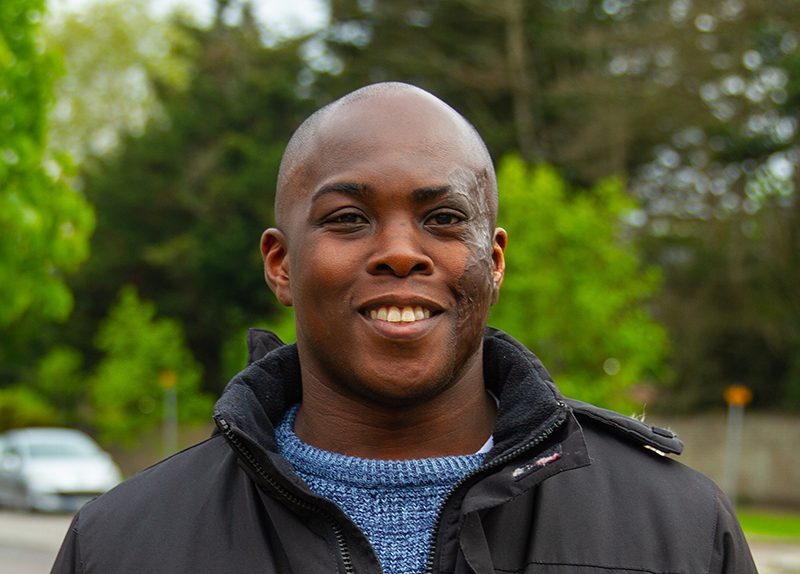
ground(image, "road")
xmin=1 ymin=509 xmax=799 ymax=573
xmin=0 ymin=510 xmax=72 ymax=573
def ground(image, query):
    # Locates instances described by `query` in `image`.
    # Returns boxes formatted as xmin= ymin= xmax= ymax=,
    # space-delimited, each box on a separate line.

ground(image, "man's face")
xmin=264 ymin=93 xmax=506 ymax=406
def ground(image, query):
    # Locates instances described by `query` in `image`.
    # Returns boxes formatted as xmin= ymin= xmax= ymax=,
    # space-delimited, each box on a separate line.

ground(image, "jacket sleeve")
xmin=708 ymin=493 xmax=758 ymax=573
xmin=50 ymin=512 xmax=83 ymax=574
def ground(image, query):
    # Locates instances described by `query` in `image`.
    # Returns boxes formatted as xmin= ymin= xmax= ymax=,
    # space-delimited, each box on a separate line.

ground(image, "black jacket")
xmin=52 ymin=329 xmax=756 ymax=573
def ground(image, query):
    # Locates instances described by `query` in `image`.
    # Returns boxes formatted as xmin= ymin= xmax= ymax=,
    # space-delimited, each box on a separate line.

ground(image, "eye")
xmin=332 ymin=213 xmax=366 ymax=224
xmin=324 ymin=211 xmax=368 ymax=226
xmin=426 ymin=211 xmax=465 ymax=226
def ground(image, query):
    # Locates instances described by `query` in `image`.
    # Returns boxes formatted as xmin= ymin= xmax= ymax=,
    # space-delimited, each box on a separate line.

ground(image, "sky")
xmin=48 ymin=0 xmax=329 ymax=39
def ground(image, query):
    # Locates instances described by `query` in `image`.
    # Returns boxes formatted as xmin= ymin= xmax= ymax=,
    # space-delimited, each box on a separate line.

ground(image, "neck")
xmin=294 ymin=354 xmax=495 ymax=459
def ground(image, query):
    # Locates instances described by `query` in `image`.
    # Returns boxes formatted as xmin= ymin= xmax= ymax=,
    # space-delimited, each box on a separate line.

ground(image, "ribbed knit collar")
xmin=275 ymin=404 xmax=486 ymax=488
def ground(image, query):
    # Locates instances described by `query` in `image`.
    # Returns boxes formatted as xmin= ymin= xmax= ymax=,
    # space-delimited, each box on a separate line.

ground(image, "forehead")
xmin=284 ymin=92 xmax=490 ymax=209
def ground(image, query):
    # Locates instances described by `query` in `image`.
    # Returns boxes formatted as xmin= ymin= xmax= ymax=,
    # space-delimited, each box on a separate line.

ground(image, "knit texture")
xmin=275 ymin=405 xmax=486 ymax=574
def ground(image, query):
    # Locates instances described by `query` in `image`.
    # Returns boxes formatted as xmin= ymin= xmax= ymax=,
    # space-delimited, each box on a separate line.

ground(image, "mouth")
xmin=358 ymin=300 xmax=444 ymax=341
xmin=367 ymin=305 xmax=432 ymax=323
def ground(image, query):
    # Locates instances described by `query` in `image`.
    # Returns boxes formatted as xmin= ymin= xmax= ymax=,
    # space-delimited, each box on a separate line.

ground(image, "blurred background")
xmin=1 ymin=0 xmax=799 ymax=570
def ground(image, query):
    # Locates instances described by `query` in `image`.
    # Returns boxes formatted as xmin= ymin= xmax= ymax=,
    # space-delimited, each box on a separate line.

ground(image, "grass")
xmin=738 ymin=509 xmax=800 ymax=541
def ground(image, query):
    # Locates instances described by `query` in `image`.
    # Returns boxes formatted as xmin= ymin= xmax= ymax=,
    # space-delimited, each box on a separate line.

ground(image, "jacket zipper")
xmin=216 ymin=417 xmax=356 ymax=574
xmin=423 ymin=401 xmax=568 ymax=574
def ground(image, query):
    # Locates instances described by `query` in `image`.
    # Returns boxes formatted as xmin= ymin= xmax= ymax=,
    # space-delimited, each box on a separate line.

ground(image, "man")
xmin=52 ymin=83 xmax=756 ymax=573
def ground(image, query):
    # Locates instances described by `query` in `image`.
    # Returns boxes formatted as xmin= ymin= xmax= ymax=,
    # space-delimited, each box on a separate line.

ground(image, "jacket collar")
xmin=213 ymin=327 xmax=567 ymax=462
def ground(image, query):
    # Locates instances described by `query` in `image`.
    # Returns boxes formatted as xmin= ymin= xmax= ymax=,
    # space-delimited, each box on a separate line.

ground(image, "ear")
xmin=261 ymin=228 xmax=293 ymax=306
xmin=490 ymin=227 xmax=507 ymax=304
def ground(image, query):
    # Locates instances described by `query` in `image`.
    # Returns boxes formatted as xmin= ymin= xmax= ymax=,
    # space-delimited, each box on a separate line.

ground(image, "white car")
xmin=0 ymin=427 xmax=122 ymax=512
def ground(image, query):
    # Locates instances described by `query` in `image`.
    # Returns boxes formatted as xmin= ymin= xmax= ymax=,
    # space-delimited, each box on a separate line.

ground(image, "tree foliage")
xmin=0 ymin=346 xmax=84 ymax=431
xmin=313 ymin=0 xmax=800 ymax=208
xmin=44 ymin=1 xmax=194 ymax=160
xmin=90 ymin=286 xmax=211 ymax=446
xmin=0 ymin=385 xmax=58 ymax=431
xmin=65 ymin=7 xmax=317 ymax=392
xmin=646 ymin=196 xmax=800 ymax=410
xmin=0 ymin=0 xmax=93 ymax=327
xmin=491 ymin=157 xmax=668 ymax=410
xmin=3 ymin=0 xmax=798 ymax=424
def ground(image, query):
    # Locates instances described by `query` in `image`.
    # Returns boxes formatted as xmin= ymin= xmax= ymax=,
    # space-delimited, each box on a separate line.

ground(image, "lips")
xmin=368 ymin=305 xmax=432 ymax=323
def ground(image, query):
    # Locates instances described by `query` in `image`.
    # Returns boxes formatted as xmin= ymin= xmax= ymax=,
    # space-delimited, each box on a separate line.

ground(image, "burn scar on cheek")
xmin=447 ymin=168 xmax=496 ymax=333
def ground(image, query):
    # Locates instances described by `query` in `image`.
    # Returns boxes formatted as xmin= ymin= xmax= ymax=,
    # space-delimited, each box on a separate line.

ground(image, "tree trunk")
xmin=504 ymin=0 xmax=539 ymax=162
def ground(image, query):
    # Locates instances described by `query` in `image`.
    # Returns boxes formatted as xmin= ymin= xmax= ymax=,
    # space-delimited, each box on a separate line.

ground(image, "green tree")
xmin=65 ymin=5 xmax=316 ymax=393
xmin=310 ymin=0 xmax=697 ymax=182
xmin=0 ymin=386 xmax=57 ymax=431
xmin=315 ymin=0 xmax=800 ymax=202
xmin=625 ymin=0 xmax=800 ymax=220
xmin=0 ymin=346 xmax=84 ymax=431
xmin=44 ymin=0 xmax=194 ymax=160
xmin=34 ymin=346 xmax=86 ymax=422
xmin=491 ymin=157 xmax=668 ymax=410
xmin=20 ymin=0 xmax=796 ymax=415
xmin=0 ymin=0 xmax=94 ymax=327
xmin=645 ymin=197 xmax=800 ymax=411
xmin=90 ymin=286 xmax=211 ymax=446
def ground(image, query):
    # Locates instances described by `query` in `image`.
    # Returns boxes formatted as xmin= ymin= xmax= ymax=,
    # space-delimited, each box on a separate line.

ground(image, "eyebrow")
xmin=311 ymin=182 xmax=453 ymax=203
xmin=312 ymin=182 xmax=370 ymax=202
xmin=412 ymin=185 xmax=452 ymax=202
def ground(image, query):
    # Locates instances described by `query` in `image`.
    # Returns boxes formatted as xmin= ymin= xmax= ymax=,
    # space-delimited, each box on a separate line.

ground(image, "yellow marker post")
xmin=722 ymin=385 xmax=752 ymax=507
xmin=724 ymin=385 xmax=753 ymax=408
xmin=159 ymin=370 xmax=178 ymax=457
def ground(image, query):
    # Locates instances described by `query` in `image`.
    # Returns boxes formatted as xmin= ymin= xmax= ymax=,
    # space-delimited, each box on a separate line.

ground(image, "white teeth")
xmin=387 ymin=306 xmax=402 ymax=322
xmin=369 ymin=304 xmax=432 ymax=323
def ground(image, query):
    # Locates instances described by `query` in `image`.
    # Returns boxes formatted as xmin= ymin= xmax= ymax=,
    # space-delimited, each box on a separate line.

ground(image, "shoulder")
xmin=567 ymin=398 xmax=684 ymax=455
xmin=539 ymin=401 xmax=755 ymax=572
xmin=52 ymin=434 xmax=298 ymax=572
xmin=74 ymin=434 xmax=239 ymax=536
xmin=561 ymin=398 xmax=734 ymax=536
xmin=491 ymin=400 xmax=756 ymax=573
xmin=566 ymin=398 xmax=713 ymax=488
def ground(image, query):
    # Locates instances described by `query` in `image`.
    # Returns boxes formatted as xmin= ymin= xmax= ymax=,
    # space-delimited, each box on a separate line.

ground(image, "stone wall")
xmin=650 ymin=412 xmax=800 ymax=507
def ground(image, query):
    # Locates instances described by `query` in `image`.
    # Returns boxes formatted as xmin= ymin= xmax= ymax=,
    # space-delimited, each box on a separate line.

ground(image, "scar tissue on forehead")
xmin=448 ymin=166 xmax=490 ymax=199
xmin=448 ymin=168 xmax=493 ymax=241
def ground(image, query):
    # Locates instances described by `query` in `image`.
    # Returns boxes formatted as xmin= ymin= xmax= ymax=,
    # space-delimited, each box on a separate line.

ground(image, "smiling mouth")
xmin=367 ymin=305 xmax=433 ymax=323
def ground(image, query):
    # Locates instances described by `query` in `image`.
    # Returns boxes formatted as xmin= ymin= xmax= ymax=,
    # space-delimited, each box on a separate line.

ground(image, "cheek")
xmin=453 ymin=231 xmax=496 ymax=326
xmin=445 ymin=170 xmax=497 ymax=321
xmin=290 ymin=242 xmax=351 ymax=315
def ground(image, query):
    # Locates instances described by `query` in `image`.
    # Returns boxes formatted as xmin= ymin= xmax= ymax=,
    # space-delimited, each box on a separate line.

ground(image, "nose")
xmin=366 ymin=222 xmax=434 ymax=277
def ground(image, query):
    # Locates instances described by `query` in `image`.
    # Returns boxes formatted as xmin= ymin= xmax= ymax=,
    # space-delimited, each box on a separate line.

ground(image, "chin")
xmin=346 ymin=361 xmax=462 ymax=407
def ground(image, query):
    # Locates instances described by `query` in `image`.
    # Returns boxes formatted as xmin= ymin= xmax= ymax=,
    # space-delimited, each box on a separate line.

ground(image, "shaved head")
xmin=274 ymin=82 xmax=497 ymax=230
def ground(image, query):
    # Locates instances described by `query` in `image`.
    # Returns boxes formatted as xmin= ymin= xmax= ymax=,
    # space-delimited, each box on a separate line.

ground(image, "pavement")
xmin=0 ymin=509 xmax=798 ymax=573
xmin=753 ymin=540 xmax=800 ymax=574
xmin=0 ymin=510 xmax=71 ymax=573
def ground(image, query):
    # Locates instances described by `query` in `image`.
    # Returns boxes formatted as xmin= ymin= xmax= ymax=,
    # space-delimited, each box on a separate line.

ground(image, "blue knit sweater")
xmin=276 ymin=405 xmax=486 ymax=574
